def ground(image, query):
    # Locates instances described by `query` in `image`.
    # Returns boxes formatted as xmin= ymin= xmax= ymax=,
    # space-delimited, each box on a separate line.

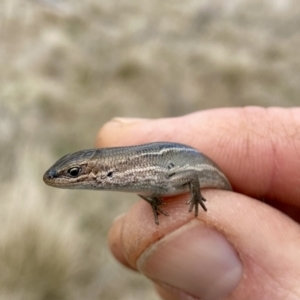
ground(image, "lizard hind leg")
xmin=138 ymin=195 xmax=169 ymax=225
xmin=167 ymin=170 xmax=208 ymax=217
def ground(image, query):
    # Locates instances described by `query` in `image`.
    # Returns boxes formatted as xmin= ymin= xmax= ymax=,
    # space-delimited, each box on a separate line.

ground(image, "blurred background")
xmin=0 ymin=0 xmax=299 ymax=299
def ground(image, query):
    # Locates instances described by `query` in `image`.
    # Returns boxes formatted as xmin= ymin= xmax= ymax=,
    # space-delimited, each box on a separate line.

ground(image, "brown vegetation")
xmin=0 ymin=0 xmax=299 ymax=299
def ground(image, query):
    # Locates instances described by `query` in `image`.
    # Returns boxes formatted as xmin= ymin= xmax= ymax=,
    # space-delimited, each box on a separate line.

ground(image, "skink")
xmin=43 ymin=142 xmax=232 ymax=224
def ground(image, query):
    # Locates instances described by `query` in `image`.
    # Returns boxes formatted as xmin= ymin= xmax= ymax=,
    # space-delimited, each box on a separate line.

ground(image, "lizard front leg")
xmin=138 ymin=195 xmax=169 ymax=225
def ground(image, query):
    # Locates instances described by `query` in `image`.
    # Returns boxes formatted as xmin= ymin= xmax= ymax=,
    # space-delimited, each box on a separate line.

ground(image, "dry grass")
xmin=0 ymin=0 xmax=299 ymax=299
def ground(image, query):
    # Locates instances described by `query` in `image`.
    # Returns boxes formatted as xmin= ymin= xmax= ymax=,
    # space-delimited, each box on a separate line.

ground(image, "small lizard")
xmin=43 ymin=142 xmax=232 ymax=224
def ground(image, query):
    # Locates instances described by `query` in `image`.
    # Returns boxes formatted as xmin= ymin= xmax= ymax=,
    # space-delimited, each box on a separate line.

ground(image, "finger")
xmin=108 ymin=191 xmax=300 ymax=300
xmin=95 ymin=108 xmax=300 ymax=207
xmin=107 ymin=214 xmax=135 ymax=270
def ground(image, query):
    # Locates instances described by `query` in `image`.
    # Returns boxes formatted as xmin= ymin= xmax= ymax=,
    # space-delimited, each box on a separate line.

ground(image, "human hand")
xmin=96 ymin=107 xmax=300 ymax=300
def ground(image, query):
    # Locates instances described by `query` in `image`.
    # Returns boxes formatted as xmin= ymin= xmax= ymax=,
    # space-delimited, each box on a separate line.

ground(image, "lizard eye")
xmin=67 ymin=167 xmax=81 ymax=177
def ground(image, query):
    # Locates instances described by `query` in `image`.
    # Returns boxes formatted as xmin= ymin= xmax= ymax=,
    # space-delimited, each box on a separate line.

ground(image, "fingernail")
xmin=112 ymin=213 xmax=126 ymax=223
xmin=111 ymin=117 xmax=149 ymax=125
xmin=137 ymin=220 xmax=242 ymax=300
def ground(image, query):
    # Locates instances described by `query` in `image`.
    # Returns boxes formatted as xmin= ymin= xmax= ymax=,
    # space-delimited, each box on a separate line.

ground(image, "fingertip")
xmin=95 ymin=118 xmax=150 ymax=148
xmin=108 ymin=214 xmax=135 ymax=270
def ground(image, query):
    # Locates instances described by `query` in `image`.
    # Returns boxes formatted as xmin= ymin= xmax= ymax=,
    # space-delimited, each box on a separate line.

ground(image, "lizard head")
xmin=43 ymin=149 xmax=97 ymax=189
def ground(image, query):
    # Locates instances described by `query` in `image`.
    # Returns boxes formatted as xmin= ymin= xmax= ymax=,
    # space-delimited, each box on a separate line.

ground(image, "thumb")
xmin=108 ymin=191 xmax=300 ymax=300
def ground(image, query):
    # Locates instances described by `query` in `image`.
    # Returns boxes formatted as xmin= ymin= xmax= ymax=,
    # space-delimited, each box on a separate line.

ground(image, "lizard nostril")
xmin=44 ymin=169 xmax=58 ymax=181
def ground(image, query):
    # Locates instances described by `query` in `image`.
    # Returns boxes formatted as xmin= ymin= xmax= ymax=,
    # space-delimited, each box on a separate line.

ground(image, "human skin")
xmin=96 ymin=107 xmax=300 ymax=300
